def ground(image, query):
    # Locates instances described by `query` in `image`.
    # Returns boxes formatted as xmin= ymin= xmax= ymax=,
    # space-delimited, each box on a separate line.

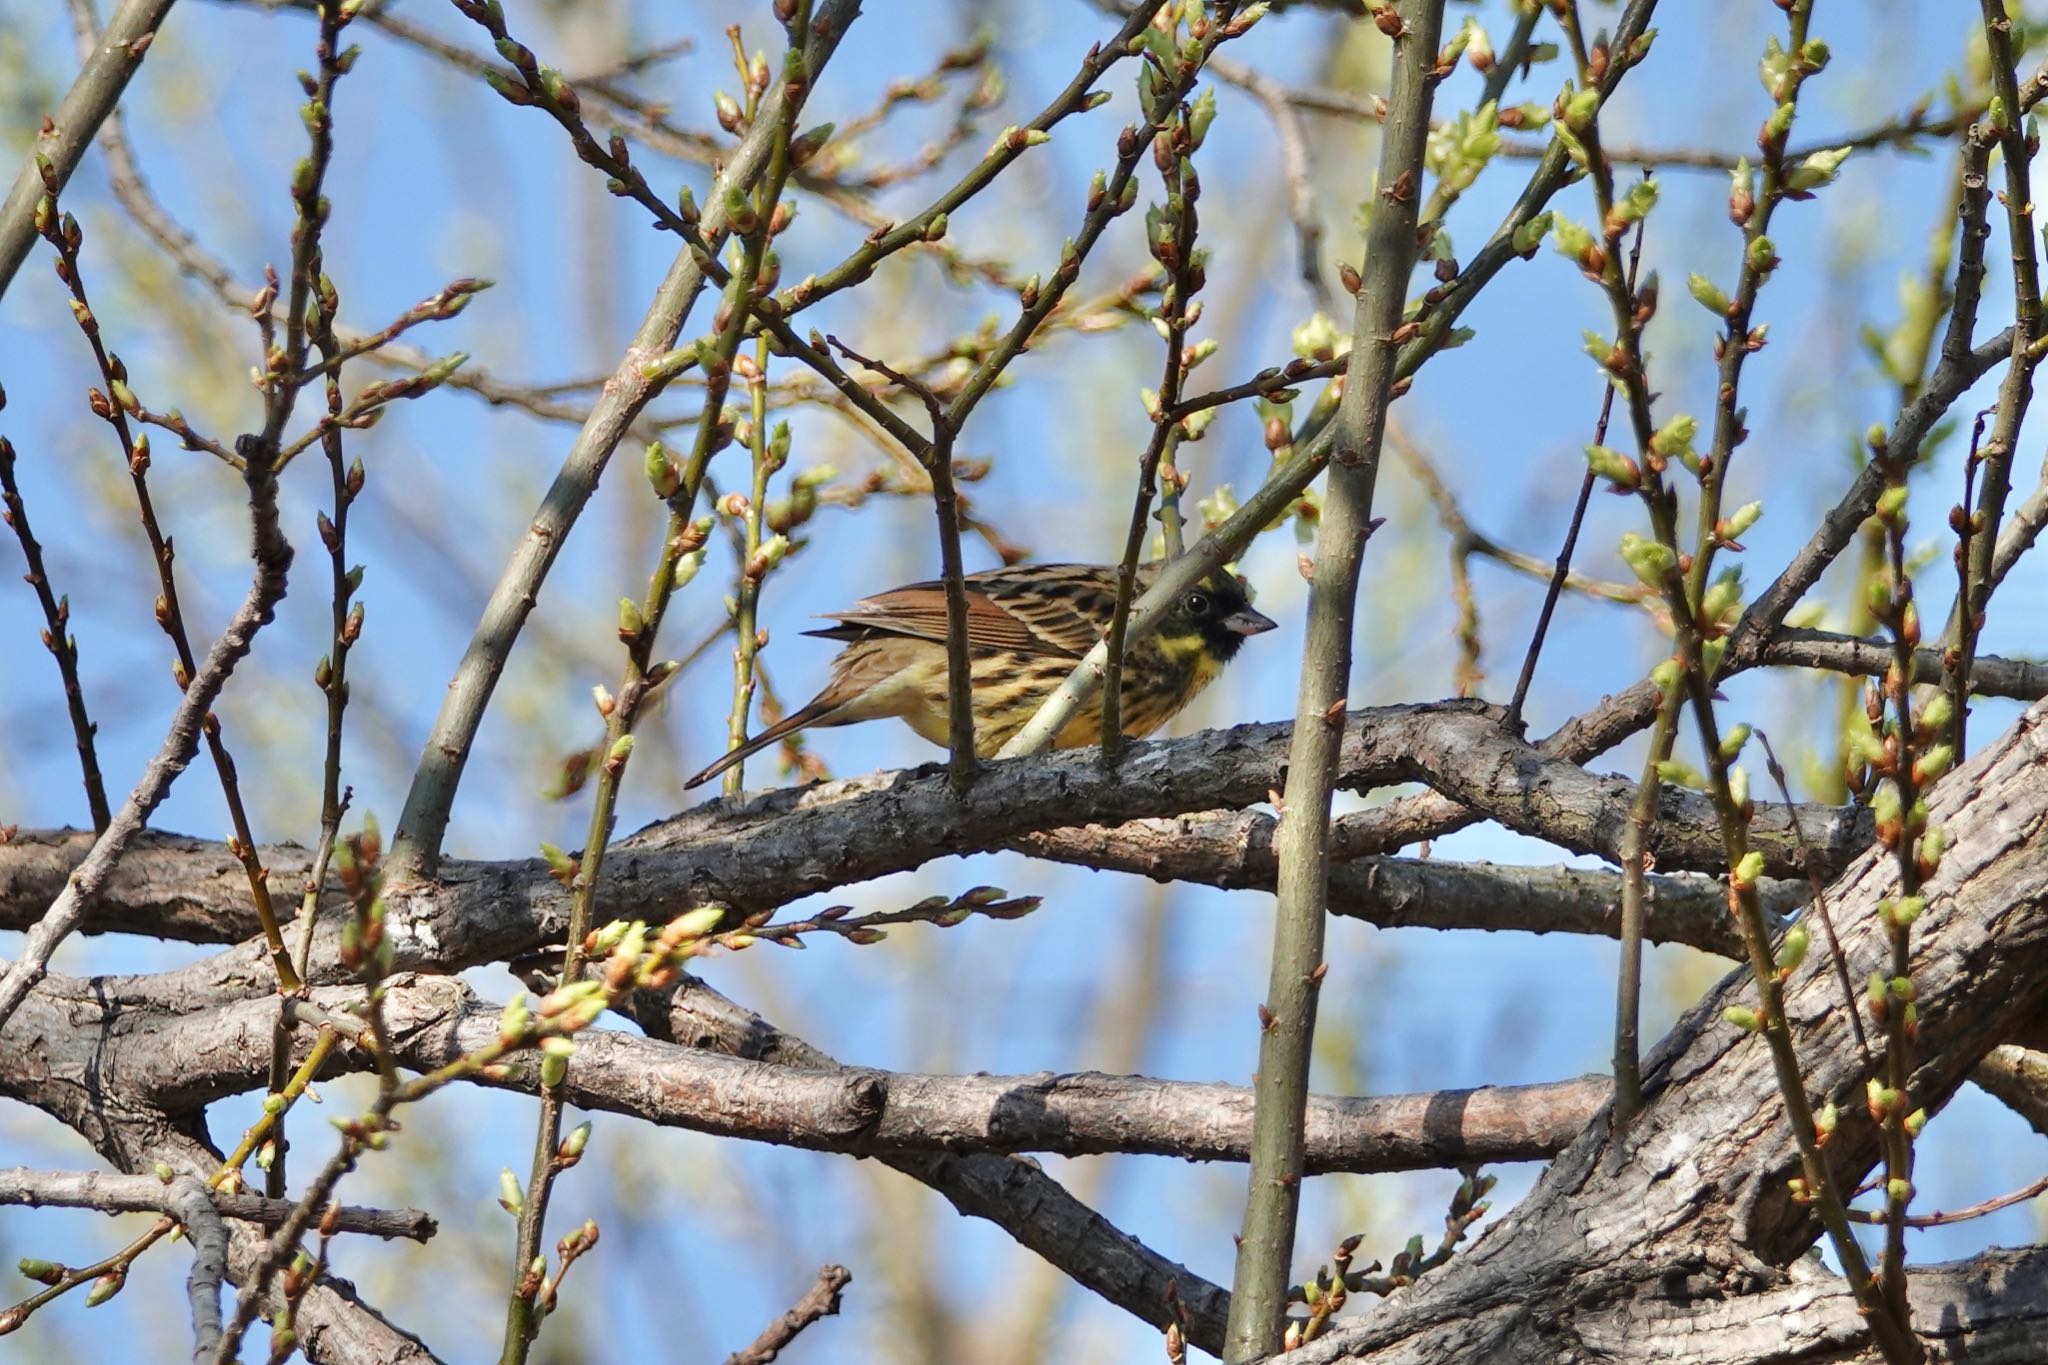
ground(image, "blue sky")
xmin=2 ymin=0 xmax=2043 ymax=1359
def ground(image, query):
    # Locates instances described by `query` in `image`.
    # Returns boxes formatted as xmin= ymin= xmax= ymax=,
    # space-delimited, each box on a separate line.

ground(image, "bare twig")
xmin=1508 ymin=213 xmax=1646 ymax=729
xmin=0 ymin=1167 xmax=434 ymax=1240
xmin=823 ymin=336 xmax=977 ymax=787
xmin=0 ymin=434 xmax=111 ymax=830
xmin=0 ymin=445 xmax=291 ymax=1031
xmin=720 ymin=1264 xmax=850 ymax=1365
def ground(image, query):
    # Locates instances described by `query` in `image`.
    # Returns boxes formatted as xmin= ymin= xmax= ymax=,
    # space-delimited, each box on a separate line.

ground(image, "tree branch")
xmin=720 ymin=1264 xmax=850 ymax=1365
xmin=0 ymin=1168 xmax=435 ymax=1241
xmin=0 ymin=0 xmax=175 ymax=298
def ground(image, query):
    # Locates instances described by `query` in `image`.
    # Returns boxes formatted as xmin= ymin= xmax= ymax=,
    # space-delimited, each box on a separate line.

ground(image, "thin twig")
xmin=1508 ymin=212 xmax=1647 ymax=729
xmin=720 ymin=1264 xmax=851 ymax=1365
xmin=823 ymin=336 xmax=976 ymax=787
xmin=0 ymin=434 xmax=111 ymax=830
xmin=1755 ymin=731 xmax=1869 ymax=1063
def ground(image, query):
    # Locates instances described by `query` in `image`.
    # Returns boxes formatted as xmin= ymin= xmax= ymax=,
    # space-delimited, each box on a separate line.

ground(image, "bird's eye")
xmin=1182 ymin=590 xmax=1211 ymax=616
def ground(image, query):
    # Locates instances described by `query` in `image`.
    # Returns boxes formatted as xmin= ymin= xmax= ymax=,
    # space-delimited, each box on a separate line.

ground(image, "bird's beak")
xmin=1223 ymin=606 xmax=1278 ymax=637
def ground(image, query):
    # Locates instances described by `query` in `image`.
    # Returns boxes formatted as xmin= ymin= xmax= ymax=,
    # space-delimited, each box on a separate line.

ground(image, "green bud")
xmin=1903 ymin=1108 xmax=1927 ymax=1139
xmin=1727 ymin=765 xmax=1750 ymax=813
xmin=1655 ymin=759 xmax=1705 ymax=788
xmin=1784 ymin=145 xmax=1852 ymax=193
xmin=1886 ymin=1178 xmax=1913 ymax=1204
xmin=672 ymin=549 xmax=707 ymax=592
xmin=17 ymin=1258 xmax=64 ymax=1285
xmin=1889 ymin=895 xmax=1926 ymax=927
xmin=644 ymin=442 xmax=680 ymax=498
xmin=500 ymin=991 xmax=532 ymax=1042
xmin=1815 ymin=1101 xmax=1838 ymax=1136
xmin=1719 ymin=723 xmax=1752 ymax=761
xmin=499 ymin=1168 xmax=524 ymax=1215
xmin=642 ymin=341 xmax=703 ymax=385
xmin=1723 ymin=1005 xmax=1763 ymax=1032
xmin=1875 ymin=483 xmax=1909 ymax=523
xmin=788 ymin=122 xmax=835 ymax=168
xmin=1511 ymin=210 xmax=1554 ymax=255
xmin=1618 ymin=531 xmax=1677 ymax=588
xmin=1701 ymin=573 xmax=1744 ymax=627
xmin=1775 ymin=922 xmax=1809 ymax=973
xmin=619 ymin=598 xmax=646 ymax=639
xmin=1732 ymin=850 xmax=1766 ymax=890
xmin=671 ymin=905 xmax=727 ymax=940
xmin=85 ymin=1270 xmax=124 ymax=1307
xmin=1722 ymin=500 xmax=1763 ymax=541
xmin=1188 ymin=87 xmax=1217 ymax=150
xmin=1912 ymin=744 xmax=1955 ymax=785
xmin=1919 ymin=823 xmax=1950 ymax=868
xmin=1562 ymin=86 xmax=1601 ymax=132
xmin=1917 ymin=692 xmax=1954 ymax=738
xmin=1584 ymin=444 xmax=1639 ymax=489
xmin=1746 ymin=235 xmax=1778 ymax=276
xmin=1611 ymin=177 xmax=1659 ymax=225
xmin=1649 ymin=659 xmax=1683 ymax=695
xmin=607 ymin=734 xmax=635 ymax=765
xmin=1650 ymin=413 xmax=1698 ymax=462
xmin=540 ymin=1050 xmax=568 ymax=1088
xmin=563 ymin=1120 xmax=592 ymax=1161
xmin=1549 ymin=216 xmax=1595 ymax=261
xmin=1764 ymin=101 xmax=1796 ymax=142
xmin=1688 ymin=272 xmax=1730 ymax=316
xmin=1758 ymin=35 xmax=1792 ymax=101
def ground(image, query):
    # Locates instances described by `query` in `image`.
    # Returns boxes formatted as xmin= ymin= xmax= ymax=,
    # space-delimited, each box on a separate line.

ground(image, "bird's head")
xmin=1159 ymin=566 xmax=1276 ymax=664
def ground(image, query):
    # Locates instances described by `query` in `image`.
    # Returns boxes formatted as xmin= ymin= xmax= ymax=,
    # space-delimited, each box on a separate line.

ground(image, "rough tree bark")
xmin=1282 ymin=700 xmax=2048 ymax=1362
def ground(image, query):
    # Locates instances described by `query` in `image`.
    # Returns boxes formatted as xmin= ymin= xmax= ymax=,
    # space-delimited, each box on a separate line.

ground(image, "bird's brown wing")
xmin=805 ymin=564 xmax=1115 ymax=657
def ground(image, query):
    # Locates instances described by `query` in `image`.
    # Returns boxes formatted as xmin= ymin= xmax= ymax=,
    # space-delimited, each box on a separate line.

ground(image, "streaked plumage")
xmin=684 ymin=561 xmax=1275 ymax=789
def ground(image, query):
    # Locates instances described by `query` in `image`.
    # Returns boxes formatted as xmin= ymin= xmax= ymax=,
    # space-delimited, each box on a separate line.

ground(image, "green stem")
xmin=1222 ymin=4 xmax=1443 ymax=1358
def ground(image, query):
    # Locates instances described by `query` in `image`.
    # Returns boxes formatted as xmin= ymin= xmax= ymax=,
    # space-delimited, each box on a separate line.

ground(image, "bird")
xmin=683 ymin=560 xmax=1276 ymax=789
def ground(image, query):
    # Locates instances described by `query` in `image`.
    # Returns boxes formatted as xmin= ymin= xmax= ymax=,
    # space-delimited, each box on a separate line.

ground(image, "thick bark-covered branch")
xmin=1016 ymin=818 xmax=1805 ymax=956
xmin=1275 ymin=701 xmax=2048 ymax=1362
xmin=0 ymin=971 xmax=1598 ymax=1175
xmin=1290 ymin=1246 xmax=2048 ymax=1365
xmin=0 ymin=704 xmax=1867 ymax=971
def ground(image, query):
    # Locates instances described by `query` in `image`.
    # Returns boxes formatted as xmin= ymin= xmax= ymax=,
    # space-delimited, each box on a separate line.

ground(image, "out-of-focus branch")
xmin=0 ymin=0 xmax=175 ymax=298
xmin=0 ymin=1167 xmax=435 ymax=1239
xmin=721 ymin=1264 xmax=850 ymax=1365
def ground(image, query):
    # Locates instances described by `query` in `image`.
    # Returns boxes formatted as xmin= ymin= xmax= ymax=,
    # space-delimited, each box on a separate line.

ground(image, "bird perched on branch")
xmin=684 ymin=560 xmax=1276 ymax=789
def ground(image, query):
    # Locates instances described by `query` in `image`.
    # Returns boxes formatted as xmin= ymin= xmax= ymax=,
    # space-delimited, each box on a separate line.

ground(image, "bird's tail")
xmin=683 ymin=700 xmax=836 ymax=790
